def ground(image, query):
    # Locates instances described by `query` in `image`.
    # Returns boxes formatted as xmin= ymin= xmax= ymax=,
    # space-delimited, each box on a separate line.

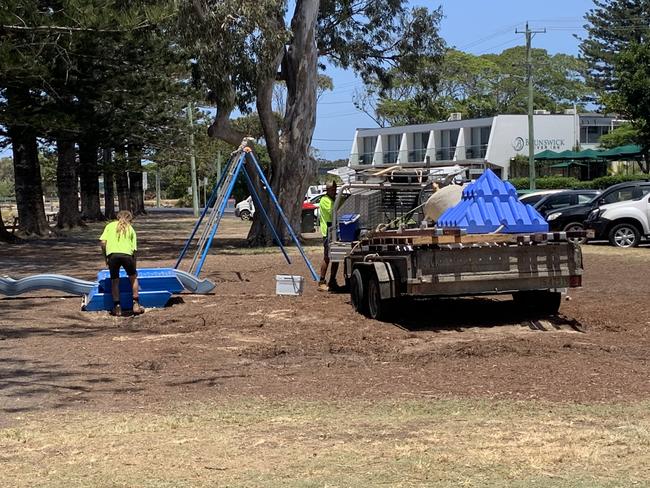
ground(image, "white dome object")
xmin=424 ymin=185 xmax=463 ymax=222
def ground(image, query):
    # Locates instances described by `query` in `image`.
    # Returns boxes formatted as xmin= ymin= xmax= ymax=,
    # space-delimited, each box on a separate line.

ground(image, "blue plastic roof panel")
xmin=437 ymin=169 xmax=548 ymax=234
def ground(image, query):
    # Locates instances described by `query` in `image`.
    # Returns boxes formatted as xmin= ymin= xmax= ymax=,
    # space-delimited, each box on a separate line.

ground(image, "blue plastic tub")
xmin=338 ymin=214 xmax=360 ymax=242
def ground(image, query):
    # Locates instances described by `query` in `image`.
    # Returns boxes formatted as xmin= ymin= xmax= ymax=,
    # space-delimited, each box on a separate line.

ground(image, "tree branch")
xmin=207 ymin=108 xmax=247 ymax=147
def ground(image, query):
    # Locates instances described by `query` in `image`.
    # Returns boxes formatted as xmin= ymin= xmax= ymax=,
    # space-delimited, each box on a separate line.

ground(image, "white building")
xmin=348 ymin=112 xmax=624 ymax=179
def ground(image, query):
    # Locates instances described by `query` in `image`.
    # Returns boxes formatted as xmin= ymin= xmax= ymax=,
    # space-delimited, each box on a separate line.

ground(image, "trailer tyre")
xmin=512 ymin=290 xmax=562 ymax=316
xmin=367 ymin=274 xmax=389 ymax=321
xmin=350 ymin=269 xmax=367 ymax=315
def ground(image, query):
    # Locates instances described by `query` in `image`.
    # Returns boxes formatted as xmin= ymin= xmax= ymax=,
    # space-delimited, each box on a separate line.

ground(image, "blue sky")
xmin=1 ymin=0 xmax=596 ymax=161
xmin=314 ymin=0 xmax=596 ymax=160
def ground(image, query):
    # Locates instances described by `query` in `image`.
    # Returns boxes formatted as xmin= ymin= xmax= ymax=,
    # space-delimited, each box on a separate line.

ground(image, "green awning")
xmin=599 ymin=144 xmax=643 ymax=159
xmin=535 ymin=144 xmax=643 ymax=161
xmin=549 ymin=161 xmax=588 ymax=168
xmin=534 ymin=149 xmax=561 ymax=160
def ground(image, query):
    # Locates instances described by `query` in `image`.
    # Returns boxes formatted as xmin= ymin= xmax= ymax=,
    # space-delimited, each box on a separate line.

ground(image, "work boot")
xmin=111 ymin=303 xmax=122 ymax=317
xmin=317 ymin=281 xmax=329 ymax=292
xmin=132 ymin=300 xmax=144 ymax=315
xmin=328 ymin=282 xmax=343 ymax=293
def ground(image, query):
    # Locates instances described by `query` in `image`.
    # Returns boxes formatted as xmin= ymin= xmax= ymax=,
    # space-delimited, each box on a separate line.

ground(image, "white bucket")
xmin=275 ymin=275 xmax=305 ymax=296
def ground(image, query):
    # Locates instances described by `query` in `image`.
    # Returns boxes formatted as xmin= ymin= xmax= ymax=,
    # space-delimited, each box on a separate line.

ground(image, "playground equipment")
xmin=0 ymin=141 xmax=317 ymax=311
xmin=175 ymin=139 xmax=318 ymax=281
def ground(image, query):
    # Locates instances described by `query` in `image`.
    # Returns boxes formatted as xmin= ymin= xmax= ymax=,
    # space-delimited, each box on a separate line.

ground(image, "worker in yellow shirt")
xmin=318 ymin=181 xmax=341 ymax=292
xmin=99 ymin=210 xmax=143 ymax=316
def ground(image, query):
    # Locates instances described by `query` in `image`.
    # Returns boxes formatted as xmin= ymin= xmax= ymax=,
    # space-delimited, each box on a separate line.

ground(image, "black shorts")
xmin=108 ymin=253 xmax=137 ymax=279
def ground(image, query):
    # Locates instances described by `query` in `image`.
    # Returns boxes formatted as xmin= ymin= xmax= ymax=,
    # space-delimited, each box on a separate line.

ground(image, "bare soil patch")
xmin=1 ymin=213 xmax=649 ymax=418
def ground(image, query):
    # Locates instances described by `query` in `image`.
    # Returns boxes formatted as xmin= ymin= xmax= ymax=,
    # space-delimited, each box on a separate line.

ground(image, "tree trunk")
xmin=245 ymin=0 xmax=319 ymax=245
xmin=114 ymin=147 xmax=130 ymax=212
xmin=103 ymin=149 xmax=116 ymax=220
xmin=127 ymin=144 xmax=146 ymax=215
xmin=78 ymin=138 xmax=103 ymax=221
xmin=56 ymin=138 xmax=82 ymax=229
xmin=207 ymin=1 xmax=318 ymax=246
xmin=6 ymin=87 xmax=50 ymax=236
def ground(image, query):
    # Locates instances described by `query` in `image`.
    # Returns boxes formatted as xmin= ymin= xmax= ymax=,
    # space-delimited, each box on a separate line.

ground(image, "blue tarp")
xmin=437 ymin=169 xmax=549 ymax=234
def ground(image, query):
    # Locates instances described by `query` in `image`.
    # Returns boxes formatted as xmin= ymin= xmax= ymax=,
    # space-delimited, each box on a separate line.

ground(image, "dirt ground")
xmin=1 ymin=213 xmax=649 ymax=419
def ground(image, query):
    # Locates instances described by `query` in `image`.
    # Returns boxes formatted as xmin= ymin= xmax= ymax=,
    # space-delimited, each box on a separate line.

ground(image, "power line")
xmin=475 ymin=37 xmax=521 ymax=55
xmin=456 ymin=22 xmax=523 ymax=50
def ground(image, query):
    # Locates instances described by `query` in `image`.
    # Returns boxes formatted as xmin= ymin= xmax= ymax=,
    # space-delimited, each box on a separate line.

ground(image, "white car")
xmin=586 ymin=182 xmax=650 ymax=247
xmin=518 ymin=189 xmax=564 ymax=206
xmin=235 ymin=196 xmax=254 ymax=220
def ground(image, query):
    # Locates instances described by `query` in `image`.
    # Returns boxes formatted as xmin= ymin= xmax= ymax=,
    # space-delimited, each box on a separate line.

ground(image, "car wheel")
xmin=239 ymin=209 xmax=252 ymax=221
xmin=350 ymin=269 xmax=367 ymax=315
xmin=608 ymin=223 xmax=640 ymax=248
xmin=563 ymin=222 xmax=587 ymax=245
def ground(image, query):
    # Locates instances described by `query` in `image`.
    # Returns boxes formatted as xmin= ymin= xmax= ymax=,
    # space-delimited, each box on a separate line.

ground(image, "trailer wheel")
xmin=367 ymin=274 xmax=389 ymax=321
xmin=512 ymin=290 xmax=562 ymax=316
xmin=350 ymin=269 xmax=367 ymax=315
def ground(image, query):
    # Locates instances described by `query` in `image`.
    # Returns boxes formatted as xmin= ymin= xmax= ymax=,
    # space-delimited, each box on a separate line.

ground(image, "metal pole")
xmin=241 ymin=164 xmax=292 ymax=265
xmin=155 ymin=170 xmax=161 ymax=207
xmin=526 ymin=24 xmax=535 ymax=190
xmin=246 ymin=151 xmax=319 ymax=282
xmin=516 ymin=22 xmax=545 ymax=190
xmin=175 ymin=153 xmax=235 ymax=269
xmin=188 ymin=102 xmax=199 ymax=217
xmin=194 ymin=153 xmax=246 ymax=277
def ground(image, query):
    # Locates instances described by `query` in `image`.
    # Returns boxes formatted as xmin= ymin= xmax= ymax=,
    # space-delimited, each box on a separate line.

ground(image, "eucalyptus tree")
xmin=177 ymin=0 xmax=445 ymax=244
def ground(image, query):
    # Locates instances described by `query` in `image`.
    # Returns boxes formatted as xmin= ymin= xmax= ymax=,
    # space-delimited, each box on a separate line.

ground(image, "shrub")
xmin=508 ymin=174 xmax=648 ymax=191
xmin=587 ymin=174 xmax=648 ymax=189
xmin=509 ymin=176 xmax=582 ymax=190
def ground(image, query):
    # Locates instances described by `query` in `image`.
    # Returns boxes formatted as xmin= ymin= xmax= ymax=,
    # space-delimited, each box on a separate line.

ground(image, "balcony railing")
xmin=383 ymin=150 xmax=399 ymax=165
xmin=465 ymin=144 xmax=488 ymax=159
xmin=408 ymin=148 xmax=427 ymax=163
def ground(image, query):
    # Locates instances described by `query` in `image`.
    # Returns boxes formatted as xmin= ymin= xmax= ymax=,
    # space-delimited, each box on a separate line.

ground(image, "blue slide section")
xmin=0 ymin=274 xmax=96 ymax=297
xmin=1 ymin=268 xmax=215 ymax=312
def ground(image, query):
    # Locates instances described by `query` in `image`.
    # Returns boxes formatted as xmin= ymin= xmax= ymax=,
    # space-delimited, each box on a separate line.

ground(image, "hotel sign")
xmin=512 ymin=137 xmax=566 ymax=152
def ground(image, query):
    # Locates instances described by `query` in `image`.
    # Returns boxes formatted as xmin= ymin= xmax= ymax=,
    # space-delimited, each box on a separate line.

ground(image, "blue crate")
xmin=338 ymin=213 xmax=360 ymax=242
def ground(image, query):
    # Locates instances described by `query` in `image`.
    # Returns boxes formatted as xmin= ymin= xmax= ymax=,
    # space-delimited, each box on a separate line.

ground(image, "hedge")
xmin=509 ymin=174 xmax=648 ymax=191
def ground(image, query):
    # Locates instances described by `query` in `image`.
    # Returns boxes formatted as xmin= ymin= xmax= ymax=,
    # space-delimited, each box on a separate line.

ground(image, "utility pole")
xmin=188 ymin=102 xmax=199 ymax=216
xmin=155 ymin=169 xmax=161 ymax=207
xmin=516 ymin=22 xmax=545 ymax=190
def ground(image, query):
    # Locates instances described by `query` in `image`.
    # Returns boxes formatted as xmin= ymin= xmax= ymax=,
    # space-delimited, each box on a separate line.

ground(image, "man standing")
xmin=318 ymin=180 xmax=340 ymax=292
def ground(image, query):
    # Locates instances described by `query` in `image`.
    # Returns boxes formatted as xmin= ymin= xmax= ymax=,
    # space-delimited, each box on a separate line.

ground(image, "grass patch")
xmin=2 ymin=399 xmax=649 ymax=487
xmin=582 ymin=244 xmax=650 ymax=261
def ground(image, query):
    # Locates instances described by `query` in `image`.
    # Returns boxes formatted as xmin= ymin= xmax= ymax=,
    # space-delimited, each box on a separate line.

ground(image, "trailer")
xmin=327 ymin=167 xmax=585 ymax=321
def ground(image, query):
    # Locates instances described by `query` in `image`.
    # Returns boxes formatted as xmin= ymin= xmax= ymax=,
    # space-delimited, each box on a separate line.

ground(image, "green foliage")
xmin=599 ymin=123 xmax=639 ymax=148
xmin=588 ymin=173 xmax=649 ymax=189
xmin=509 ymin=176 xmax=583 ymax=190
xmin=510 ymin=174 xmax=647 ymax=190
xmin=357 ymin=46 xmax=591 ymax=126
xmin=579 ymin=0 xmax=650 ymax=94
xmin=613 ymin=41 xmax=650 ymax=172
xmin=0 ymin=157 xmax=14 ymax=198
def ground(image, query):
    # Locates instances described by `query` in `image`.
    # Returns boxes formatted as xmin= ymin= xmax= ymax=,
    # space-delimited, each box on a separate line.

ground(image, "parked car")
xmin=545 ymin=181 xmax=650 ymax=243
xmin=586 ymin=182 xmax=650 ymax=247
xmin=235 ymin=195 xmax=321 ymax=222
xmin=518 ymin=189 xmax=564 ymax=206
xmin=235 ymin=196 xmax=254 ymax=220
xmin=533 ymin=190 xmax=601 ymax=218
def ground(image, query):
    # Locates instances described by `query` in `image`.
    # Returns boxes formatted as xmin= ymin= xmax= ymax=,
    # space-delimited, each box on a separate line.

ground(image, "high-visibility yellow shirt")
xmin=319 ymin=194 xmax=334 ymax=237
xmin=100 ymin=221 xmax=137 ymax=256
